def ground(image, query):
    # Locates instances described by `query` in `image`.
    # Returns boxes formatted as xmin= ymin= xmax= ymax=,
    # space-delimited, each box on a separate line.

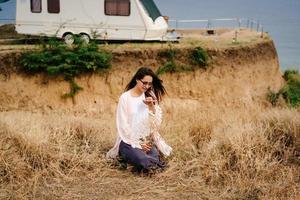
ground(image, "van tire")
xmin=63 ymin=33 xmax=74 ymax=45
xmin=80 ymin=34 xmax=90 ymax=44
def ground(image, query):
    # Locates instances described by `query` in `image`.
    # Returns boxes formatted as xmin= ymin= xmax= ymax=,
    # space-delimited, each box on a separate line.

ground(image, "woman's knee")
xmin=136 ymin=155 xmax=149 ymax=168
xmin=119 ymin=147 xmax=148 ymax=168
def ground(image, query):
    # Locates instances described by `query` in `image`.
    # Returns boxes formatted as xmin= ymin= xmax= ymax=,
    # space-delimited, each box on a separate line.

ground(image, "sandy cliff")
xmin=0 ymin=34 xmax=283 ymax=114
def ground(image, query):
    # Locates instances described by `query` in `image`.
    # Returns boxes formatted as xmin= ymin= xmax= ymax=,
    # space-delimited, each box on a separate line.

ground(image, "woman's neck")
xmin=130 ymin=86 xmax=143 ymax=97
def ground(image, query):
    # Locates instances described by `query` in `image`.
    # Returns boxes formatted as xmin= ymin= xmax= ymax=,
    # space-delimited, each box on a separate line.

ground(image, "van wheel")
xmin=80 ymin=34 xmax=90 ymax=44
xmin=63 ymin=33 xmax=74 ymax=45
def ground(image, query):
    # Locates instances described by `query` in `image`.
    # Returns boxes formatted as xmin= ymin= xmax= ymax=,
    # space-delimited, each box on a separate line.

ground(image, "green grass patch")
xmin=156 ymin=61 xmax=177 ymax=75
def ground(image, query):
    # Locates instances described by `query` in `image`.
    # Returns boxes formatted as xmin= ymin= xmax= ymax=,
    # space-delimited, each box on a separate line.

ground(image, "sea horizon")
xmin=155 ymin=0 xmax=300 ymax=72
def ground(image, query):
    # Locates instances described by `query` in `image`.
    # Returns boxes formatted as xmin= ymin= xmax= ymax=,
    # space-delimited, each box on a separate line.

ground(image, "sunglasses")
xmin=139 ymin=80 xmax=152 ymax=87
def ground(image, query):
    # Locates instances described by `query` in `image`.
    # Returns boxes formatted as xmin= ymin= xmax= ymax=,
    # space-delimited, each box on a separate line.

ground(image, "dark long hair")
xmin=125 ymin=67 xmax=166 ymax=103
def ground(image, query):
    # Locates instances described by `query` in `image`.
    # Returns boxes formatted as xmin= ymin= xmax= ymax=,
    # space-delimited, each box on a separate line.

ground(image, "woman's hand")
xmin=141 ymin=143 xmax=152 ymax=153
xmin=143 ymin=97 xmax=156 ymax=112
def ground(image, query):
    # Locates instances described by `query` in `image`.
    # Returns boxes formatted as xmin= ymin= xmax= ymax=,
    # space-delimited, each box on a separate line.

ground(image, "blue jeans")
xmin=119 ymin=140 xmax=165 ymax=172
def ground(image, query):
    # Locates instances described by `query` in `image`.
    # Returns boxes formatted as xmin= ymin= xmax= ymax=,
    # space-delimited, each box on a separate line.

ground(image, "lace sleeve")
xmin=152 ymin=132 xmax=172 ymax=157
xmin=148 ymin=104 xmax=162 ymax=132
xmin=149 ymin=105 xmax=172 ymax=157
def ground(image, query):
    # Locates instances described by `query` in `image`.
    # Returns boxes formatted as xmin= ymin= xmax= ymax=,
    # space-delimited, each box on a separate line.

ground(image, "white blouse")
xmin=106 ymin=90 xmax=172 ymax=159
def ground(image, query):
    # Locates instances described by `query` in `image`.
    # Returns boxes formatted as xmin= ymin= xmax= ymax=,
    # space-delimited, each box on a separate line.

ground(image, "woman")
xmin=106 ymin=67 xmax=172 ymax=173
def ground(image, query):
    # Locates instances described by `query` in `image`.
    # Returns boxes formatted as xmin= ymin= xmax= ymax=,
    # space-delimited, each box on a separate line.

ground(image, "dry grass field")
xmin=0 ymin=103 xmax=299 ymax=200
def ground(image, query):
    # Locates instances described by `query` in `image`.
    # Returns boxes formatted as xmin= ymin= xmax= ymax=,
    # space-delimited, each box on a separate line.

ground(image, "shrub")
xmin=20 ymin=38 xmax=112 ymax=99
xmin=156 ymin=45 xmax=177 ymax=75
xmin=190 ymin=47 xmax=209 ymax=69
xmin=267 ymin=88 xmax=280 ymax=106
xmin=281 ymin=71 xmax=300 ymax=107
xmin=157 ymin=47 xmax=177 ymax=61
xmin=267 ymin=69 xmax=300 ymax=107
xmin=156 ymin=45 xmax=209 ymax=75
xmin=283 ymin=69 xmax=298 ymax=81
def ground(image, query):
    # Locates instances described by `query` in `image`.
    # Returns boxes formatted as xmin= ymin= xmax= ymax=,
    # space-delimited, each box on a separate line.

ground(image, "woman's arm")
xmin=116 ymin=95 xmax=142 ymax=149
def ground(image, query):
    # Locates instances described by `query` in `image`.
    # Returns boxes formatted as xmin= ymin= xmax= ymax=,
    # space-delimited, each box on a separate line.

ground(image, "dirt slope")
xmin=0 ymin=36 xmax=283 ymax=114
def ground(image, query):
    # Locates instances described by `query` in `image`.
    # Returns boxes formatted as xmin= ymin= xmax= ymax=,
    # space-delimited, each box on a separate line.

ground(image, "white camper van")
xmin=15 ymin=0 xmax=172 ymax=44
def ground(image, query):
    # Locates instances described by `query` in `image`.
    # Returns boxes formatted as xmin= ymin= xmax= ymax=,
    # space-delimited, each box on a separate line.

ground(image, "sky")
xmin=0 ymin=0 xmax=15 ymax=23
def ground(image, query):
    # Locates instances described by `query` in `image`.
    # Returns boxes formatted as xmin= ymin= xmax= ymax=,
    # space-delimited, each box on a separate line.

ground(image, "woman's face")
xmin=136 ymin=75 xmax=153 ymax=93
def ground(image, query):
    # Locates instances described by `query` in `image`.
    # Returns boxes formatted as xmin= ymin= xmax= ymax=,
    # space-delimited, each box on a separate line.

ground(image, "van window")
xmin=31 ymin=0 xmax=42 ymax=13
xmin=48 ymin=0 xmax=60 ymax=13
xmin=105 ymin=0 xmax=130 ymax=16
